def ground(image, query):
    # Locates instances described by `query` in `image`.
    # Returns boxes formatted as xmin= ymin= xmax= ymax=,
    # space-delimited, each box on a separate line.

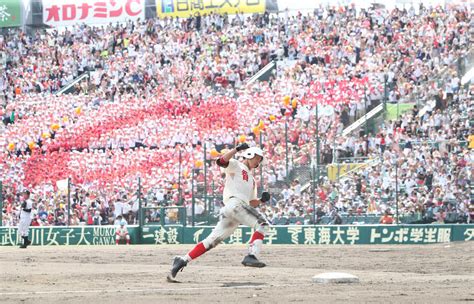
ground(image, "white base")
xmin=312 ymin=272 xmax=360 ymax=284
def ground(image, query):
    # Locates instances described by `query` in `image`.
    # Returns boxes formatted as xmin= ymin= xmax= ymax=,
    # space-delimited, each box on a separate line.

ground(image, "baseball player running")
xmin=18 ymin=190 xmax=33 ymax=249
xmin=167 ymin=143 xmax=271 ymax=281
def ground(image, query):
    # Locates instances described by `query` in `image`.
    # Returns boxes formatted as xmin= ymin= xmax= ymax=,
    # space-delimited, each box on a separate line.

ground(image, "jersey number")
xmin=242 ymin=170 xmax=248 ymax=182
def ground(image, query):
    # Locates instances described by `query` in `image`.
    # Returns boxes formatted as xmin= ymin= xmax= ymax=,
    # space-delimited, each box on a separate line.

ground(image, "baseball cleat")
xmin=19 ymin=237 xmax=29 ymax=249
xmin=168 ymin=256 xmax=187 ymax=281
xmin=242 ymin=254 xmax=266 ymax=268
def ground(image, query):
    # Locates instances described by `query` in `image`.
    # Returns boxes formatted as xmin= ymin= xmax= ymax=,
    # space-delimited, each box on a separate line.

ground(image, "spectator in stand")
xmin=380 ymin=210 xmax=394 ymax=224
xmin=0 ymin=4 xmax=471 ymax=226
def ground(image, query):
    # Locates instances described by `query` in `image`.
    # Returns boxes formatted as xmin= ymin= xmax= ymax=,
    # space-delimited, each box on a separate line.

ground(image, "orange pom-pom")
xmin=292 ymin=99 xmax=298 ymax=108
xmin=210 ymin=149 xmax=220 ymax=158
xmin=50 ymin=123 xmax=60 ymax=131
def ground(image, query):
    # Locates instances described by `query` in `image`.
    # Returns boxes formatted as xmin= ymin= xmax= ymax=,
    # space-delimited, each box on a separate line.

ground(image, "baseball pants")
xmin=201 ymin=197 xmax=268 ymax=255
xmin=18 ymin=214 xmax=32 ymax=237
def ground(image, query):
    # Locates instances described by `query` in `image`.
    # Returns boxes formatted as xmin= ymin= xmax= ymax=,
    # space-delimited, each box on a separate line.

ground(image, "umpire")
xmin=19 ymin=190 xmax=33 ymax=248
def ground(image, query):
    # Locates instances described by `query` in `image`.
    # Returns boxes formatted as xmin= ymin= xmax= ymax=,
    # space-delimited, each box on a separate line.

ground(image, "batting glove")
xmin=236 ymin=143 xmax=249 ymax=151
xmin=260 ymin=192 xmax=271 ymax=203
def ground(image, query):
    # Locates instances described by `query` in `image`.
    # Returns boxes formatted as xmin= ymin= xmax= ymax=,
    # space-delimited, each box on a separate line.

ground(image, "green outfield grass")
xmin=386 ymin=103 xmax=415 ymax=120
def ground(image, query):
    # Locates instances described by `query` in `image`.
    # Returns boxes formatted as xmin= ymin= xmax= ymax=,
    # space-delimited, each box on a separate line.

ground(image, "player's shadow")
xmin=221 ymin=282 xmax=266 ymax=287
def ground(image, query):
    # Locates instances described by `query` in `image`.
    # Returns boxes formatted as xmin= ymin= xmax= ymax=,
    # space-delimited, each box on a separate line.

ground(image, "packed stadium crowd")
xmin=1 ymin=3 xmax=472 ymax=226
xmin=270 ymin=82 xmax=472 ymax=225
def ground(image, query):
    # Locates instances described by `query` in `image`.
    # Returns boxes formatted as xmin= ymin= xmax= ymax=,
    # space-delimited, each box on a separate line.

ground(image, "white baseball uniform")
xmin=116 ymin=224 xmax=130 ymax=244
xmin=18 ymin=199 xmax=33 ymax=237
xmin=116 ymin=226 xmax=129 ymax=239
xmin=201 ymin=159 xmax=268 ymax=255
xmin=222 ymin=159 xmax=258 ymax=203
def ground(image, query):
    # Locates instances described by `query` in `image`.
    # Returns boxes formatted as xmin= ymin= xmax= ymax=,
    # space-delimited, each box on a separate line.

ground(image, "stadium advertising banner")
xmin=0 ymin=226 xmax=139 ymax=246
xmin=0 ymin=0 xmax=21 ymax=28
xmin=1 ymin=225 xmax=473 ymax=246
xmin=42 ymin=0 xmax=145 ymax=27
xmin=156 ymin=0 xmax=265 ymax=18
xmin=141 ymin=225 xmax=474 ymax=245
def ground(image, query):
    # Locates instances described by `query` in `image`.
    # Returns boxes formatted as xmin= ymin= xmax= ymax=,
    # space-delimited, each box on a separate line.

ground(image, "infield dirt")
xmin=1 ymin=242 xmax=473 ymax=303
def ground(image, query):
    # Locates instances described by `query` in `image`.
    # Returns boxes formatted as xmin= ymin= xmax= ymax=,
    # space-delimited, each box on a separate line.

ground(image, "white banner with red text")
xmin=42 ymin=0 xmax=145 ymax=27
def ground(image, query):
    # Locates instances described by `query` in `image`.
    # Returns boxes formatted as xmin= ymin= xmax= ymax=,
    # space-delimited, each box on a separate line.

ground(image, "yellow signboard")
xmin=327 ymin=163 xmax=366 ymax=181
xmin=156 ymin=0 xmax=265 ymax=18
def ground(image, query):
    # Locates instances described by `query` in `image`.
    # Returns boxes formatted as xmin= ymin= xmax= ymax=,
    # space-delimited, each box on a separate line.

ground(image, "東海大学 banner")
xmin=0 ymin=0 xmax=21 ymax=28
xmin=42 ymin=0 xmax=145 ymax=27
xmin=156 ymin=0 xmax=265 ymax=18
xmin=141 ymin=224 xmax=474 ymax=245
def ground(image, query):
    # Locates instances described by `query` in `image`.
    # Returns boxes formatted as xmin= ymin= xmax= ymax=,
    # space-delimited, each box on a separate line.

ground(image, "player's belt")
xmin=228 ymin=197 xmax=269 ymax=225
xmin=22 ymin=208 xmax=32 ymax=213
xmin=228 ymin=196 xmax=246 ymax=203
xmin=240 ymin=200 xmax=269 ymax=226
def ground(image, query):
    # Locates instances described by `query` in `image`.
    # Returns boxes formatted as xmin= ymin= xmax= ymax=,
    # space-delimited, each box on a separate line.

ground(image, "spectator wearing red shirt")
xmin=380 ymin=210 xmax=394 ymax=224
